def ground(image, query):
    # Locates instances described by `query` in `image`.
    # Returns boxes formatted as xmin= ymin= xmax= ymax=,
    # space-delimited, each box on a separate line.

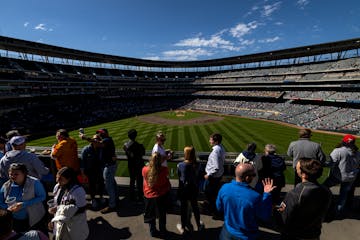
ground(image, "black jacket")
xmin=124 ymin=140 xmax=145 ymax=168
xmin=280 ymin=181 xmax=332 ymax=239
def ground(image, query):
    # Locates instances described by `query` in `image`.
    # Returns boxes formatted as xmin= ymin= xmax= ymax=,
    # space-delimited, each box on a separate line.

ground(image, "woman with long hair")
xmin=48 ymin=167 xmax=89 ymax=240
xmin=176 ymin=146 xmax=204 ymax=234
xmin=142 ymin=152 xmax=171 ymax=237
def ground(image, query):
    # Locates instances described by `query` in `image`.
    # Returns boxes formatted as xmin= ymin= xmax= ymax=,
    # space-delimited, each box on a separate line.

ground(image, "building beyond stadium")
xmin=0 ymin=36 xmax=360 ymax=138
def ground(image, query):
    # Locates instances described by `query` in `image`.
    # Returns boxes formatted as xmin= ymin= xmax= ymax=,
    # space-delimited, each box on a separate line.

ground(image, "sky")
xmin=0 ymin=0 xmax=359 ymax=61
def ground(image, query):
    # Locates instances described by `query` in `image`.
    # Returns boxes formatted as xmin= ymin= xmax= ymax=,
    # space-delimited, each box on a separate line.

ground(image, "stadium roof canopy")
xmin=0 ymin=35 xmax=359 ymax=69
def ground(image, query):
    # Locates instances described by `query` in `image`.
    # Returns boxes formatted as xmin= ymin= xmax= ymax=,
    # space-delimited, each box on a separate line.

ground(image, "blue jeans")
xmin=323 ymin=175 xmax=354 ymax=214
xmin=103 ymin=164 xmax=118 ymax=208
xmin=337 ymin=181 xmax=354 ymax=213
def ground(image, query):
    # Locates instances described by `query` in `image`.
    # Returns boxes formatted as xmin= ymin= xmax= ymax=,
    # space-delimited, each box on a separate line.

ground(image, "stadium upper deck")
xmin=1 ymin=35 xmax=360 ymax=71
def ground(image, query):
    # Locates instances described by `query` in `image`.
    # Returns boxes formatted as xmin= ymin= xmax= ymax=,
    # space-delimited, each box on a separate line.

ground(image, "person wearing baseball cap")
xmin=323 ymin=134 xmax=360 ymax=217
xmin=0 ymin=136 xmax=49 ymax=186
xmin=79 ymin=128 xmax=118 ymax=214
xmin=5 ymin=130 xmax=20 ymax=153
xmin=9 ymin=136 xmax=26 ymax=146
xmin=96 ymin=128 xmax=108 ymax=136
xmin=342 ymin=134 xmax=356 ymax=144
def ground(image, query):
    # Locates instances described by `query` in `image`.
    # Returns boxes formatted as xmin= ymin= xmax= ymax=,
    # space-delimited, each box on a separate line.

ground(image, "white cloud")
xmin=34 ymin=23 xmax=47 ymax=31
xmin=34 ymin=23 xmax=54 ymax=32
xmin=230 ymin=21 xmax=258 ymax=38
xmin=239 ymin=39 xmax=255 ymax=46
xmin=219 ymin=44 xmax=242 ymax=51
xmin=162 ymin=48 xmax=213 ymax=61
xmin=174 ymin=33 xmax=242 ymax=51
xmin=275 ymin=21 xmax=283 ymax=26
xmin=143 ymin=56 xmax=161 ymax=61
xmin=262 ymin=2 xmax=281 ymax=17
xmin=36 ymin=38 xmax=44 ymax=43
xmin=24 ymin=22 xmax=29 ymax=27
xmin=258 ymin=36 xmax=280 ymax=43
xmin=171 ymin=20 xmax=261 ymax=59
xmin=175 ymin=34 xmax=230 ymax=48
xmin=297 ymin=0 xmax=310 ymax=9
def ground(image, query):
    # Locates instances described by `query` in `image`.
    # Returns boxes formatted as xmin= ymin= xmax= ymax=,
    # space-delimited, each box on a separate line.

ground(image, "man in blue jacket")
xmin=216 ymin=163 xmax=275 ymax=240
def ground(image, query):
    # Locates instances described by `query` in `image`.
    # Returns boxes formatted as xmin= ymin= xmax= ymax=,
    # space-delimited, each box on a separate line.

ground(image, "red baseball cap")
xmin=96 ymin=128 xmax=108 ymax=134
xmin=342 ymin=134 xmax=356 ymax=143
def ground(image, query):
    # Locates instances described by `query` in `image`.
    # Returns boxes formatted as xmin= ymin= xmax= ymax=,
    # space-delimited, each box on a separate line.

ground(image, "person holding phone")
xmin=277 ymin=158 xmax=332 ymax=240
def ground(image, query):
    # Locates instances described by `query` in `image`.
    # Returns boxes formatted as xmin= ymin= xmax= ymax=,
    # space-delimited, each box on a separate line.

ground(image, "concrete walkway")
xmin=80 ymin=177 xmax=360 ymax=240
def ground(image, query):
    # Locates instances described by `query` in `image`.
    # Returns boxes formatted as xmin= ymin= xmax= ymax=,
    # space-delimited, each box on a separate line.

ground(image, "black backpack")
xmin=126 ymin=141 xmax=145 ymax=165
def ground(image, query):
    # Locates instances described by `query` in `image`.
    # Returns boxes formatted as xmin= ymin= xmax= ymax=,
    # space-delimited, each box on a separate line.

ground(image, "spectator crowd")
xmin=0 ymin=127 xmax=359 ymax=240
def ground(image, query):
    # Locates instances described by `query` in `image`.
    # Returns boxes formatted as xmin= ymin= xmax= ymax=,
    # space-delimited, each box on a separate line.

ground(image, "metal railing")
xmin=27 ymin=146 xmax=293 ymax=165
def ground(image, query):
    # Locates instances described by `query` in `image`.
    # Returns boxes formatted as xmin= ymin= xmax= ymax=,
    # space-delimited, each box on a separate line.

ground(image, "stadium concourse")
xmin=67 ymin=177 xmax=360 ymax=240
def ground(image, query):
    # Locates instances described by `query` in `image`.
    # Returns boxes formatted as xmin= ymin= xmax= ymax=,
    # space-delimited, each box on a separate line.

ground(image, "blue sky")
xmin=0 ymin=0 xmax=359 ymax=61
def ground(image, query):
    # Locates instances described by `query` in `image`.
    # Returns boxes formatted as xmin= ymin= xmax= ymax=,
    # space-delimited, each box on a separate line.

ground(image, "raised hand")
xmin=262 ymin=178 xmax=276 ymax=193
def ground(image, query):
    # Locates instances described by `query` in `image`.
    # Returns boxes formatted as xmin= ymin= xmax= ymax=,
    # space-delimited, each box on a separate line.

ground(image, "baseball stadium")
xmin=0 ymin=35 xmax=360 ymax=239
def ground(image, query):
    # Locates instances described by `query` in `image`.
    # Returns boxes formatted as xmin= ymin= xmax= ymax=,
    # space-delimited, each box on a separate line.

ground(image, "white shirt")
xmin=205 ymin=144 xmax=225 ymax=178
xmin=152 ymin=143 xmax=167 ymax=167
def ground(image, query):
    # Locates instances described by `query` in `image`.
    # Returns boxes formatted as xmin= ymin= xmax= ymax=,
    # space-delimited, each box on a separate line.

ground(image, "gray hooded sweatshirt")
xmin=0 ymin=150 xmax=49 ymax=180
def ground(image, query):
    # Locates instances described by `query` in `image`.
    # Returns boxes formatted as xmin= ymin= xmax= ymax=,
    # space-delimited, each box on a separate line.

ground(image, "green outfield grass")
xmin=28 ymin=110 xmax=342 ymax=154
xmin=28 ymin=110 xmax=341 ymax=183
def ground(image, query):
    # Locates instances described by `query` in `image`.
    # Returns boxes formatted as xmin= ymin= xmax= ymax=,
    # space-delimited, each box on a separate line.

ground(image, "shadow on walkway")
xmin=87 ymin=216 xmax=132 ymax=239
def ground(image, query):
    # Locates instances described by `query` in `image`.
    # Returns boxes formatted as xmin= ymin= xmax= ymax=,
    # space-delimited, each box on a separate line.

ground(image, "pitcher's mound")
xmin=139 ymin=114 xmax=223 ymax=126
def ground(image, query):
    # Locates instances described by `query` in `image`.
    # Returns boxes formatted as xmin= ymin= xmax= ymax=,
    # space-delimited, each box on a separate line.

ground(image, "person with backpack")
xmin=123 ymin=129 xmax=145 ymax=202
xmin=259 ymin=144 xmax=286 ymax=205
xmin=323 ymin=134 xmax=360 ymax=217
xmin=233 ymin=143 xmax=263 ymax=190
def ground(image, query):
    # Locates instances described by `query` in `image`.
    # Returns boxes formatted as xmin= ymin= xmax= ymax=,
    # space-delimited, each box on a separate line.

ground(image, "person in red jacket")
xmin=142 ymin=152 xmax=171 ymax=237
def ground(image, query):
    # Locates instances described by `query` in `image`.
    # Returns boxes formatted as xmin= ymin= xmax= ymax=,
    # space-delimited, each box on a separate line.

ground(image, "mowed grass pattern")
xmin=28 ymin=111 xmax=341 ymax=181
xmin=28 ymin=111 xmax=342 ymax=155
